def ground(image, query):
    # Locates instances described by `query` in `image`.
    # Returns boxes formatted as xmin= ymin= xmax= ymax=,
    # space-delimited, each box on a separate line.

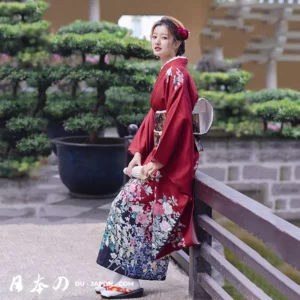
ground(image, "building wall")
xmin=44 ymin=0 xmax=300 ymax=91
xmin=199 ymin=138 xmax=300 ymax=220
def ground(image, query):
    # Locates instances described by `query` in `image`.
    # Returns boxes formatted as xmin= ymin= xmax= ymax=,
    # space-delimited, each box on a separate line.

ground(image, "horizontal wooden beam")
xmin=198 ymin=273 xmax=233 ymax=300
xmin=200 ymin=243 xmax=272 ymax=300
xmin=170 ymin=250 xmax=189 ymax=275
xmin=278 ymin=54 xmax=300 ymax=60
xmin=194 ymin=171 xmax=300 ymax=270
xmin=198 ymin=215 xmax=300 ymax=299
xmin=214 ymin=1 xmax=300 ymax=9
xmin=201 ymin=27 xmax=222 ymax=39
xmin=285 ymin=31 xmax=300 ymax=39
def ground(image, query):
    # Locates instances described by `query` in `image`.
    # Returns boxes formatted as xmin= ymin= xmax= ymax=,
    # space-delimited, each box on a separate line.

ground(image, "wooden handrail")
xmin=194 ymin=171 xmax=300 ymax=270
xmin=186 ymin=171 xmax=300 ymax=300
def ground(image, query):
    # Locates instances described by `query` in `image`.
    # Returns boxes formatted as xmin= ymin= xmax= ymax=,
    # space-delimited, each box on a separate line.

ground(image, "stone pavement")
xmin=0 ymin=128 xmax=192 ymax=299
xmin=0 ymin=223 xmax=191 ymax=300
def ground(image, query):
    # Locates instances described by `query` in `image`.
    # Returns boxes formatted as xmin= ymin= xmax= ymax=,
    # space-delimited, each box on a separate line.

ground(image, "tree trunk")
xmin=81 ymin=53 xmax=86 ymax=65
xmin=89 ymin=130 xmax=99 ymax=144
xmin=12 ymin=82 xmax=18 ymax=99
xmin=34 ymin=88 xmax=47 ymax=116
xmin=280 ymin=122 xmax=284 ymax=134
xmin=93 ymin=85 xmax=105 ymax=113
xmin=99 ymin=55 xmax=105 ymax=68
xmin=71 ymin=82 xmax=77 ymax=98
xmin=263 ymin=119 xmax=267 ymax=132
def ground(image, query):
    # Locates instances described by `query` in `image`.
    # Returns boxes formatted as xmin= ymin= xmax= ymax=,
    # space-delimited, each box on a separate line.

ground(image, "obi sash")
xmin=154 ymin=98 xmax=213 ymax=152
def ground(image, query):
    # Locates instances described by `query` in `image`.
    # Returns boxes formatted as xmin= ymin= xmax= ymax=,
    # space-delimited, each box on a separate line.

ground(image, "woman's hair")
xmin=150 ymin=16 xmax=186 ymax=56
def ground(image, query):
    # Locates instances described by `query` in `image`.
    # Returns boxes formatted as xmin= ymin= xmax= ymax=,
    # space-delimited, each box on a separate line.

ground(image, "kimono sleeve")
xmin=128 ymin=108 xmax=155 ymax=159
xmin=152 ymin=67 xmax=192 ymax=166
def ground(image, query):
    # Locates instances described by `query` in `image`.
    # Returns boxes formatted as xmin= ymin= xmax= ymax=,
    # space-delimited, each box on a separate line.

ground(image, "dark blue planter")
xmin=53 ymin=136 xmax=126 ymax=197
xmin=47 ymin=120 xmax=87 ymax=155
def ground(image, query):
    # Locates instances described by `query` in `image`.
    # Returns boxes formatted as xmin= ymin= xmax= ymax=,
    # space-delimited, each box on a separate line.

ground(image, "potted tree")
xmin=105 ymin=86 xmax=151 ymax=137
xmin=50 ymin=21 xmax=155 ymax=197
xmin=0 ymin=0 xmax=53 ymax=178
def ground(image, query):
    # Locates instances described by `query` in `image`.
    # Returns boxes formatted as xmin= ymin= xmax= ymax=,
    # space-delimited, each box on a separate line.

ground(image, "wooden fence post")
xmin=189 ymin=188 xmax=213 ymax=300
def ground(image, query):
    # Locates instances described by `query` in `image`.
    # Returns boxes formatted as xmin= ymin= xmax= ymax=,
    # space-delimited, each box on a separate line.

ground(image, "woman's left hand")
xmin=144 ymin=161 xmax=164 ymax=177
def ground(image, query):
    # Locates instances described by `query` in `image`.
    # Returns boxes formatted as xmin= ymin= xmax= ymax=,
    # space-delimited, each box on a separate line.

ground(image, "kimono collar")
xmin=161 ymin=56 xmax=188 ymax=71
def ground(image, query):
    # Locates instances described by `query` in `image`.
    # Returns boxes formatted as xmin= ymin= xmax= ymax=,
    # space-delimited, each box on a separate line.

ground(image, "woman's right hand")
xmin=126 ymin=152 xmax=142 ymax=177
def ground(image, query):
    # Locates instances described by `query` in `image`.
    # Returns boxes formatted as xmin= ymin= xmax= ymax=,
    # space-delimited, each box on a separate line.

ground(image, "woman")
xmin=95 ymin=16 xmax=200 ymax=299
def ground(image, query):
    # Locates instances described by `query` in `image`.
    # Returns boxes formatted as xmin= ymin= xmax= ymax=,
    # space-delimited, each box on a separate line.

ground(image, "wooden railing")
xmin=172 ymin=171 xmax=300 ymax=300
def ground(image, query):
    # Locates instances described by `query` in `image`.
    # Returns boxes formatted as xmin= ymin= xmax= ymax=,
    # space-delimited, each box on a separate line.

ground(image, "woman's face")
xmin=151 ymin=25 xmax=180 ymax=61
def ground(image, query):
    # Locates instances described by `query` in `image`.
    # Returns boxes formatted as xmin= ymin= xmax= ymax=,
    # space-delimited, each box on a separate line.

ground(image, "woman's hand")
xmin=144 ymin=161 xmax=164 ymax=178
xmin=126 ymin=152 xmax=142 ymax=177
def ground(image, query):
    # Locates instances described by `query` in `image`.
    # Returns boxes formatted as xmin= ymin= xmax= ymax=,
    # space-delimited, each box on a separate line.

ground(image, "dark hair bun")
xmin=177 ymin=41 xmax=185 ymax=56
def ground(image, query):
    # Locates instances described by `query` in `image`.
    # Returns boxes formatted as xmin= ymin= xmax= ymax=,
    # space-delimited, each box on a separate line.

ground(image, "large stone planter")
xmin=52 ymin=136 xmax=126 ymax=198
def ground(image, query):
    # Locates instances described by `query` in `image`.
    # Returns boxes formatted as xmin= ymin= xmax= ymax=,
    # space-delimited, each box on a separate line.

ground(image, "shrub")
xmin=16 ymin=133 xmax=51 ymax=156
xmin=63 ymin=113 xmax=112 ymax=141
xmin=57 ymin=20 xmax=130 ymax=37
xmin=251 ymin=99 xmax=300 ymax=129
xmin=106 ymin=86 xmax=150 ymax=118
xmin=6 ymin=117 xmax=47 ymax=133
xmin=245 ymin=89 xmax=300 ymax=103
xmin=0 ymin=156 xmax=40 ymax=178
xmin=282 ymin=127 xmax=300 ymax=139
xmin=190 ymin=70 xmax=252 ymax=93
xmin=116 ymin=113 xmax=146 ymax=127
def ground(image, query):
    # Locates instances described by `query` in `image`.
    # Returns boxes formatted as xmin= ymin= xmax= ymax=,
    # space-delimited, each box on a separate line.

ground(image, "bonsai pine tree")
xmin=49 ymin=20 xmax=156 ymax=143
xmin=0 ymin=0 xmax=54 ymax=177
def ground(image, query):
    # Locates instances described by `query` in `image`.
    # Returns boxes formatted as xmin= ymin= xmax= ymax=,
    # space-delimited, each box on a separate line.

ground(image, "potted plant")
xmin=0 ymin=0 xmax=53 ymax=178
xmin=105 ymin=86 xmax=151 ymax=137
xmin=50 ymin=20 xmax=155 ymax=197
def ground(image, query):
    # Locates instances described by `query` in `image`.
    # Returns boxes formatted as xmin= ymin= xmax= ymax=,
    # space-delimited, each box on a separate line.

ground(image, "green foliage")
xmin=0 ymin=20 xmax=50 ymax=40
xmin=78 ymin=68 xmax=119 ymax=89
xmin=58 ymin=20 xmax=130 ymax=37
xmin=225 ymin=249 xmax=287 ymax=300
xmin=28 ymin=65 xmax=71 ymax=89
xmin=50 ymin=32 xmax=126 ymax=57
xmin=223 ymin=281 xmax=246 ymax=300
xmin=0 ymin=1 xmax=48 ymax=23
xmin=6 ymin=117 xmax=47 ymax=133
xmin=0 ymin=96 xmax=36 ymax=120
xmin=0 ymin=100 xmax=19 ymax=120
xmin=282 ymin=127 xmax=300 ymax=139
xmin=117 ymin=113 xmax=146 ymax=127
xmin=112 ymin=61 xmax=160 ymax=77
xmin=0 ymin=140 xmax=9 ymax=157
xmin=131 ymin=73 xmax=155 ymax=92
xmin=220 ymin=220 xmax=300 ymax=299
xmin=16 ymin=133 xmax=51 ymax=156
xmin=64 ymin=113 xmax=112 ymax=134
xmin=0 ymin=156 xmax=40 ymax=178
xmin=199 ymin=90 xmax=251 ymax=121
xmin=0 ymin=21 xmax=50 ymax=57
xmin=251 ymin=99 xmax=300 ymax=125
xmin=223 ymin=118 xmax=263 ymax=137
xmin=0 ymin=66 xmax=29 ymax=83
xmin=191 ymin=70 xmax=252 ymax=93
xmin=44 ymin=95 xmax=96 ymax=120
xmin=50 ymin=31 xmax=154 ymax=59
xmin=123 ymin=37 xmax=155 ymax=60
xmin=106 ymin=86 xmax=150 ymax=118
xmin=245 ymin=89 xmax=300 ymax=103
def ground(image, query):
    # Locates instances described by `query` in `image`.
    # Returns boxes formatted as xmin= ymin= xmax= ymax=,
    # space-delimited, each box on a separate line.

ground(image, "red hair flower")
xmin=176 ymin=26 xmax=189 ymax=40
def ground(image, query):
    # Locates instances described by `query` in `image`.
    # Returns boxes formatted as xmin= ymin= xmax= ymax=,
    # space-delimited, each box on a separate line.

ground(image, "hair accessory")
xmin=176 ymin=26 xmax=190 ymax=41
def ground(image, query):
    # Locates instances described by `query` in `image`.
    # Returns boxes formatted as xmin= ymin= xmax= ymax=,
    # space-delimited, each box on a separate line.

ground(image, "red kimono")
xmin=97 ymin=57 xmax=200 ymax=280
